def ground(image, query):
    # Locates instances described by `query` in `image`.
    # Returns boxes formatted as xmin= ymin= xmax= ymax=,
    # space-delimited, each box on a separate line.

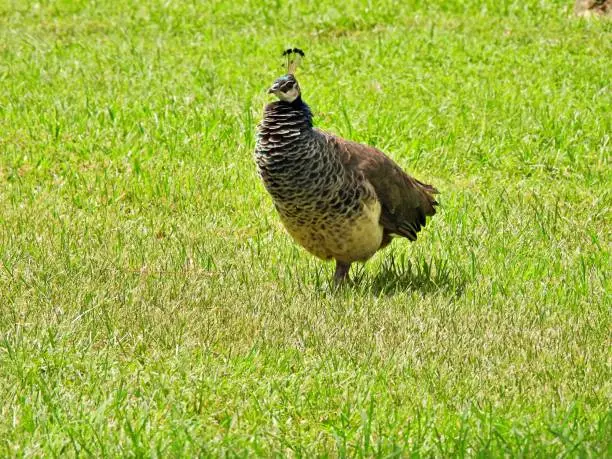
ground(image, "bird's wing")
xmin=321 ymin=130 xmax=438 ymax=241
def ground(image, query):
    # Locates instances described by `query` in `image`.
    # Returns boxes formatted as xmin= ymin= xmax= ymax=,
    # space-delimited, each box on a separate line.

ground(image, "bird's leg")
xmin=333 ymin=261 xmax=351 ymax=286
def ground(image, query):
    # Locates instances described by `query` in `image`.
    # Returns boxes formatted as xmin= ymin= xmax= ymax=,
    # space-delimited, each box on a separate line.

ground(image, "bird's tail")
xmin=415 ymin=178 xmax=439 ymax=216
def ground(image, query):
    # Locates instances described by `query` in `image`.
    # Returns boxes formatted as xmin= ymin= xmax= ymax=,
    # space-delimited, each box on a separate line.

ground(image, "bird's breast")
xmin=280 ymin=196 xmax=384 ymax=263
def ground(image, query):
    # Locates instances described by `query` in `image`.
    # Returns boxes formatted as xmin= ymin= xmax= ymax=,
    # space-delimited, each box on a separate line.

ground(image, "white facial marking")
xmin=278 ymin=86 xmax=299 ymax=102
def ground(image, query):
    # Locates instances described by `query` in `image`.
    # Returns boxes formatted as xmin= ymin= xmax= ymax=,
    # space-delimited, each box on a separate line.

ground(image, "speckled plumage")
xmin=255 ymin=74 xmax=438 ymax=283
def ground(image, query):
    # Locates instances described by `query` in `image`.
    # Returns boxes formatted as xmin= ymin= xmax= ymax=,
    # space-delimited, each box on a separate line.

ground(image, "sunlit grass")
xmin=0 ymin=0 xmax=610 ymax=455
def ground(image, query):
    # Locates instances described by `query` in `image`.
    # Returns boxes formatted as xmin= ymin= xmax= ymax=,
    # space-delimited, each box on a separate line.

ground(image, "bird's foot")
xmin=333 ymin=261 xmax=351 ymax=288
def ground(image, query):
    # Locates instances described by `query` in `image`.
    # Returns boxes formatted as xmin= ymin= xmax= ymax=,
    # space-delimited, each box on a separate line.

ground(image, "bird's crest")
xmin=283 ymin=48 xmax=305 ymax=75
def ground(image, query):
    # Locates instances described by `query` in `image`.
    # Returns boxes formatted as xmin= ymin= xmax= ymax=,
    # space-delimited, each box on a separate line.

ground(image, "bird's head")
xmin=268 ymin=48 xmax=304 ymax=103
xmin=268 ymin=74 xmax=301 ymax=103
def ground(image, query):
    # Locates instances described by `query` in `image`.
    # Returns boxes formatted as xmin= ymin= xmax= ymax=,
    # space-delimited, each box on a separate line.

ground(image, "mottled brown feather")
xmin=319 ymin=130 xmax=439 ymax=243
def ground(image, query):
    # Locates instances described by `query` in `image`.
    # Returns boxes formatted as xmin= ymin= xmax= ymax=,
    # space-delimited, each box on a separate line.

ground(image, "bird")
xmin=254 ymin=49 xmax=438 ymax=285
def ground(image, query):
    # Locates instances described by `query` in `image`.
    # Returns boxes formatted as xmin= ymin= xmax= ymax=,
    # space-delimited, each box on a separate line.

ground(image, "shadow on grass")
xmin=351 ymin=253 xmax=467 ymax=298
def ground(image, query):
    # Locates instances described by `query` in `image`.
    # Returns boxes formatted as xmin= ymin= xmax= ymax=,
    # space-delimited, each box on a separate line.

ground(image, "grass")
xmin=0 ymin=0 xmax=610 ymax=455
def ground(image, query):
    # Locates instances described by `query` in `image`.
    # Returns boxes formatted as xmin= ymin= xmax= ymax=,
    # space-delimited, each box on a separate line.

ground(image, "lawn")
xmin=0 ymin=0 xmax=610 ymax=456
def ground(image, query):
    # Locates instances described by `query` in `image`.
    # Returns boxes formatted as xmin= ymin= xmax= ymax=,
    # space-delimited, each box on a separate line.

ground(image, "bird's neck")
xmin=287 ymin=95 xmax=308 ymax=113
xmin=263 ymin=97 xmax=313 ymax=129
xmin=255 ymin=97 xmax=314 ymax=159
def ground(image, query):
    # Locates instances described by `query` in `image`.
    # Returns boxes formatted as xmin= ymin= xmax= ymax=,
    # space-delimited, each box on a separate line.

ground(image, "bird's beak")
xmin=267 ymin=82 xmax=281 ymax=94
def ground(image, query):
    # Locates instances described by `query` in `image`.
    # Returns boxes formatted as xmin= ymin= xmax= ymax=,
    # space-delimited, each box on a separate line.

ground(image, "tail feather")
xmin=414 ymin=179 xmax=439 ymax=217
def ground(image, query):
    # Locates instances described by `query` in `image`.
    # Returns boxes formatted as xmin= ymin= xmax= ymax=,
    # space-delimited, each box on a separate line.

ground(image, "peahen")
xmin=254 ymin=49 xmax=439 ymax=284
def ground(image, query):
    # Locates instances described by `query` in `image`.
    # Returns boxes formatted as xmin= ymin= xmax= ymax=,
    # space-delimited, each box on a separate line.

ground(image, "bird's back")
xmin=322 ymin=132 xmax=438 ymax=242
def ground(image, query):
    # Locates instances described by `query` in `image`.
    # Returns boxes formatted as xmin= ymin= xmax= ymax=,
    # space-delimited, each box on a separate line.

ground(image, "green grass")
xmin=1 ymin=0 xmax=610 ymax=455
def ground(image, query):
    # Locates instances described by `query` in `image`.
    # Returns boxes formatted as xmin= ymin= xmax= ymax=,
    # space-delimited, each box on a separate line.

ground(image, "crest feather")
xmin=282 ymin=48 xmax=305 ymax=74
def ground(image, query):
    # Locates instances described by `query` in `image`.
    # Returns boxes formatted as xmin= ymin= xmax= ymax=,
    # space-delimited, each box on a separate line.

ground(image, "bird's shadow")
xmin=348 ymin=254 xmax=467 ymax=298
